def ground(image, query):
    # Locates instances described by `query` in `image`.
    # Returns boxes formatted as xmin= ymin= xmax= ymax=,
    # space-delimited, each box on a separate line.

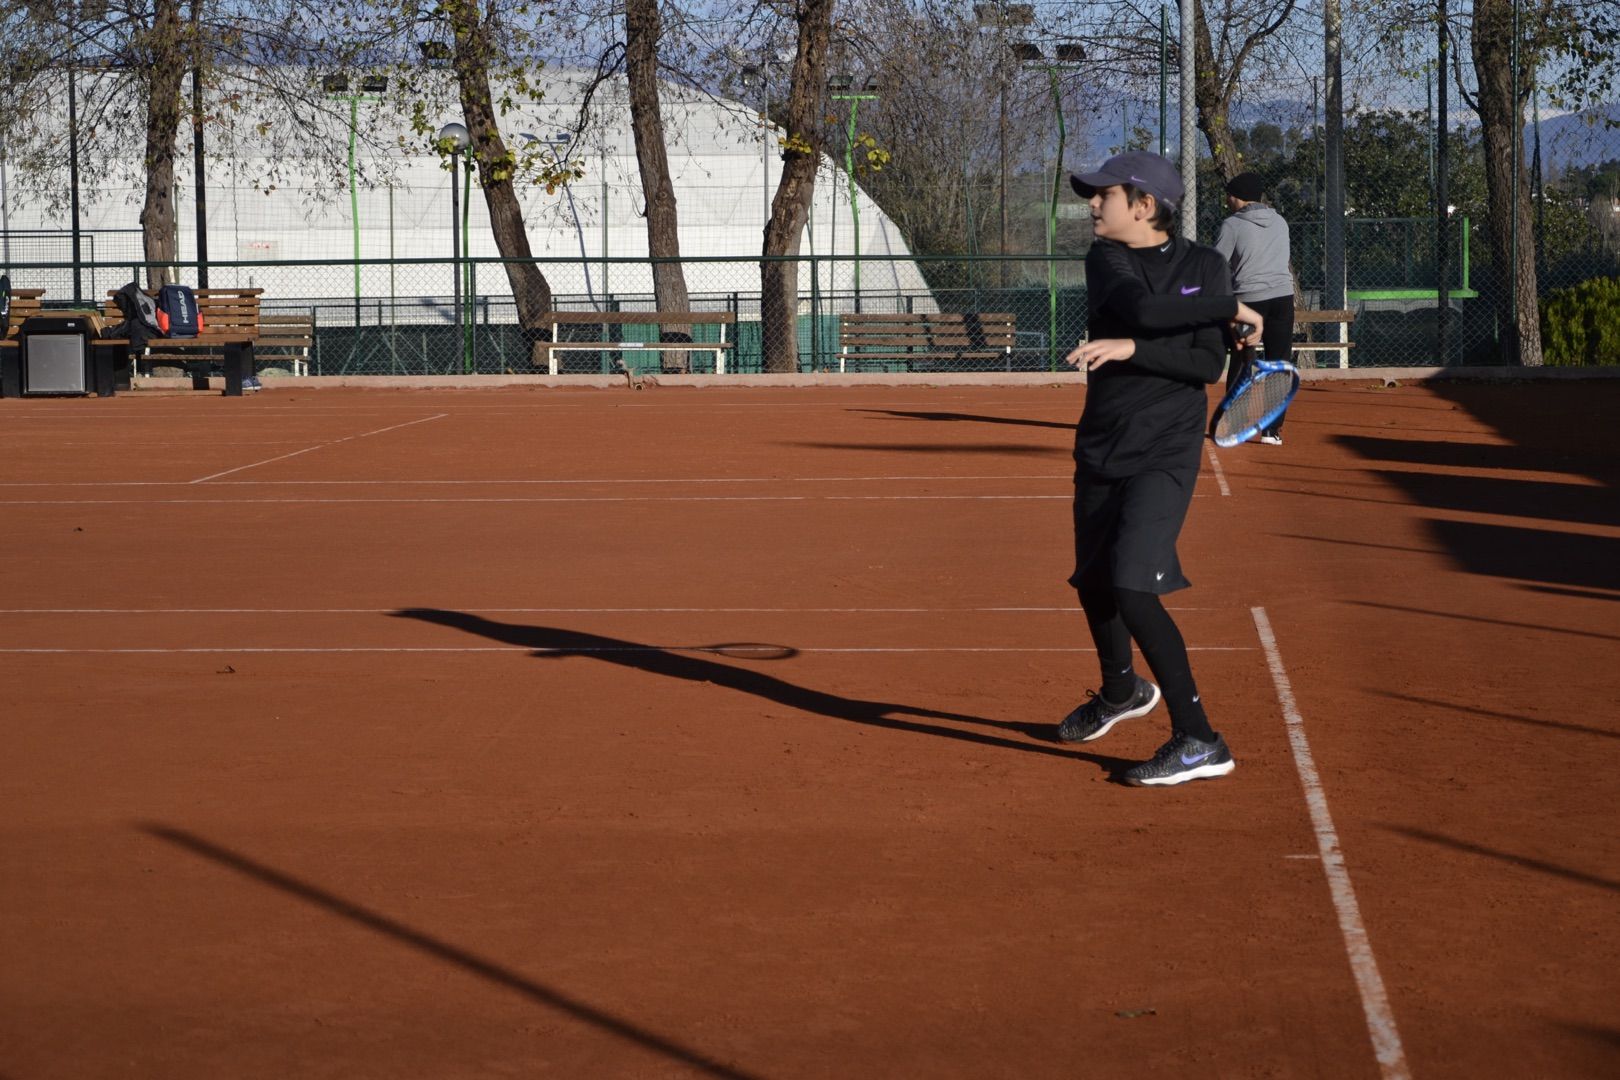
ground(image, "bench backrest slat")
xmin=549 ymin=311 xmax=737 ymax=326
xmin=839 ymin=313 xmax=1016 ymax=351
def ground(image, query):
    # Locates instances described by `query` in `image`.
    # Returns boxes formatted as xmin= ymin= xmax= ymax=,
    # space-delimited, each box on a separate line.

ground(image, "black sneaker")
xmin=1123 ymin=732 xmax=1235 ymax=786
xmin=1057 ymin=677 xmax=1162 ymax=743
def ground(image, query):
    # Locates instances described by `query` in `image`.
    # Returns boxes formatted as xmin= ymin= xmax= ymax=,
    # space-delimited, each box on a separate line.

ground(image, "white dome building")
xmin=2 ymin=68 xmax=937 ymax=330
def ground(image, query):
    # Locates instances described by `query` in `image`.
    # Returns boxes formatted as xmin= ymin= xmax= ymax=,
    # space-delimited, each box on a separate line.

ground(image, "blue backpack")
xmin=156 ymin=284 xmax=201 ymax=337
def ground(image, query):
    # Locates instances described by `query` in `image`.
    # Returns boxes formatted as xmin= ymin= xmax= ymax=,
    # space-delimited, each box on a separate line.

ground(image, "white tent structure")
xmin=1 ymin=68 xmax=938 ymax=320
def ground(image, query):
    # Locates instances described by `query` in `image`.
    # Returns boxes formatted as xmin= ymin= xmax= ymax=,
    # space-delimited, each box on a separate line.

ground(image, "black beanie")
xmin=1226 ymin=172 xmax=1266 ymax=203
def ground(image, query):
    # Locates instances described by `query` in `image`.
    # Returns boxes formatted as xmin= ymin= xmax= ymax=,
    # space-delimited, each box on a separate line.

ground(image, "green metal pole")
xmin=462 ymin=161 xmax=473 ymax=373
xmin=846 ymin=100 xmax=858 ymax=309
xmin=1047 ymin=67 xmax=1065 ymax=372
xmin=832 ymin=91 xmax=878 ymax=312
xmin=349 ymin=95 xmax=360 ymax=324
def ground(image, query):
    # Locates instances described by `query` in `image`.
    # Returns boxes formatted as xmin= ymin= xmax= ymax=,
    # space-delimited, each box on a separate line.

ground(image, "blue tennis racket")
xmin=1212 ymin=357 xmax=1300 ymax=447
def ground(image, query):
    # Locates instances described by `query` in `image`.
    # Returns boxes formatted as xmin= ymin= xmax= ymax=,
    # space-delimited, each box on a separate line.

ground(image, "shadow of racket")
xmin=685 ymin=642 xmax=799 ymax=661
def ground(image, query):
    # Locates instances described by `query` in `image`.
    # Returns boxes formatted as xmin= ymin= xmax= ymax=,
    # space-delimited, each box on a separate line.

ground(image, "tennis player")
xmin=1059 ymin=150 xmax=1261 ymax=787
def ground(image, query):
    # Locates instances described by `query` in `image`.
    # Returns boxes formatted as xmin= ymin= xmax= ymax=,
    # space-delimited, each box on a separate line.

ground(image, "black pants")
xmin=1223 ymin=294 xmax=1295 ymax=436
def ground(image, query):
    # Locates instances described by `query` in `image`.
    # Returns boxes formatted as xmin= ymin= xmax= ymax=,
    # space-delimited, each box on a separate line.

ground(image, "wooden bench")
xmin=3 ymin=288 xmax=46 ymax=341
xmin=1292 ymin=309 xmax=1357 ymax=369
xmin=837 ymin=312 xmax=1017 ymax=372
xmin=101 ymin=287 xmax=261 ymax=396
xmin=256 ymin=313 xmax=315 ymax=376
xmin=533 ymin=311 xmax=737 ymax=375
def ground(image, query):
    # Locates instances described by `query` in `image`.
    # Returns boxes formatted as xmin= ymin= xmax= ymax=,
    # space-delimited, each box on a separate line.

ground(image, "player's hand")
xmin=1066 ymin=338 xmax=1135 ymax=371
xmin=1233 ymin=305 xmax=1264 ymax=347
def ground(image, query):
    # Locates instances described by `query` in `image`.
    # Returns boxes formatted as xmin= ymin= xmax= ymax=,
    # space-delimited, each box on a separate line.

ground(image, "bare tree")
xmin=1190 ymin=0 xmax=1297 ymax=180
xmin=760 ymin=0 xmax=834 ymax=373
xmin=434 ymin=0 xmax=555 ymax=338
xmin=625 ymin=0 xmax=692 ymax=341
xmin=1379 ymin=0 xmax=1620 ymax=364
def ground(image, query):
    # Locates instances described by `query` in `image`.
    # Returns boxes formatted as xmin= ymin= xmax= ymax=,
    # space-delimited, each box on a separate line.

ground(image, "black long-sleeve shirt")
xmin=1076 ymin=237 xmax=1234 ymax=478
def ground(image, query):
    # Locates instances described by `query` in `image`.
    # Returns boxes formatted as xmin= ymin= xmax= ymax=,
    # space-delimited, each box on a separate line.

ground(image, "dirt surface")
xmin=1 ymin=382 xmax=1616 ymax=1079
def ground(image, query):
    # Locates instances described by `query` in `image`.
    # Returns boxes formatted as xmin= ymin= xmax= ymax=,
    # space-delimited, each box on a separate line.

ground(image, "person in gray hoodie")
xmin=1214 ymin=172 xmax=1294 ymax=443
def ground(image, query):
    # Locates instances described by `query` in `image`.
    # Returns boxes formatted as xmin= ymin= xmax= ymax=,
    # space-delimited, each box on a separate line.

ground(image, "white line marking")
xmin=1252 ymin=606 xmax=1410 ymax=1080
xmin=189 ymin=414 xmax=448 ymax=483
xmin=1205 ymin=444 xmax=1232 ymax=497
xmin=0 ymin=646 xmax=1254 ymax=655
xmin=0 ymin=605 xmax=1219 ymax=615
xmin=0 ymin=494 xmax=1080 ymax=505
xmin=0 ymin=474 xmax=1074 ymax=488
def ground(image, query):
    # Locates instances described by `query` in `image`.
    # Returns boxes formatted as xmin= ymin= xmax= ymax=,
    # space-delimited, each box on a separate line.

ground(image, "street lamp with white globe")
xmin=438 ymin=121 xmax=471 ymax=371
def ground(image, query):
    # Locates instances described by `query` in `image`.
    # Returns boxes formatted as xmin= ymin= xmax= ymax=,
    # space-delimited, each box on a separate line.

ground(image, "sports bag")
xmin=155 ymin=283 xmax=202 ymax=337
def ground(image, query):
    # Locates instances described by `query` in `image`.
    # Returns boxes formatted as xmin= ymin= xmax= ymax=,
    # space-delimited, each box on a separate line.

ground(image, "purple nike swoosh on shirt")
xmin=1180 ymin=285 xmax=1202 ymax=295
xmin=1180 ymin=750 xmax=1214 ymax=766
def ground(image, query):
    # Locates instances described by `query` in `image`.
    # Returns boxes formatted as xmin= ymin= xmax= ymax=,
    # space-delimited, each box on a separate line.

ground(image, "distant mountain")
xmin=1531 ymin=103 xmax=1620 ymax=171
xmin=1071 ymin=100 xmax=1620 ymax=172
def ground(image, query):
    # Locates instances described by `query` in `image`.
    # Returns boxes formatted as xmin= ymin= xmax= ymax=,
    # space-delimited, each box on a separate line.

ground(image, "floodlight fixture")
xmin=360 ymin=75 xmax=389 ymax=94
xmin=322 ymin=74 xmax=349 ymax=93
xmin=1055 ymin=42 xmax=1086 ymax=63
xmin=1012 ymin=42 xmax=1043 ymax=62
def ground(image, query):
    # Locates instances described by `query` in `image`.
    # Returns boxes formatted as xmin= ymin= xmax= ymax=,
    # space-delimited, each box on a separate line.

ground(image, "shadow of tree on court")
xmin=854 ymin=408 xmax=1076 ymax=431
xmin=1382 ymin=824 xmax=1620 ymax=894
xmin=391 ymin=608 xmax=1133 ymax=774
xmin=138 ymin=824 xmax=760 ymax=1080
xmin=1327 ymin=382 xmax=1620 ymax=594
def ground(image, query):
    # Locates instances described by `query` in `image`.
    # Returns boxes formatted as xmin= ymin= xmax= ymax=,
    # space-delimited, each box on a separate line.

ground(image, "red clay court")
xmin=1 ymin=379 xmax=1616 ymax=1078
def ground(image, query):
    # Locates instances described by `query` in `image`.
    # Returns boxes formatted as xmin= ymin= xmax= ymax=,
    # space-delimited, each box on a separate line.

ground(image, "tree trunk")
xmin=1192 ymin=4 xmax=1242 ymax=181
xmin=626 ymin=0 xmax=690 ymax=369
xmin=445 ymin=0 xmax=552 ymax=356
xmin=1471 ymin=0 xmax=1543 ymax=365
xmin=760 ymin=0 xmax=833 ymax=374
xmin=138 ymin=0 xmax=187 ymax=288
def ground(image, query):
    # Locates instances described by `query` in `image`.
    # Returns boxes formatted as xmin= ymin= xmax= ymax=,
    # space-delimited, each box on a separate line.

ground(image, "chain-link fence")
xmin=3 ymin=236 xmax=1614 ymax=376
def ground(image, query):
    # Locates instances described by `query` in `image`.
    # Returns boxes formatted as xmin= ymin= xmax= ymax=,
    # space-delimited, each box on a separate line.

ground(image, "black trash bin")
xmin=4 ymin=314 xmax=99 ymax=397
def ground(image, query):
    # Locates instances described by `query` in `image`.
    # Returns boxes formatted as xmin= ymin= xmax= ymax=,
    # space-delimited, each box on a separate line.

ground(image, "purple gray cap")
xmin=1070 ymin=150 xmax=1184 ymax=210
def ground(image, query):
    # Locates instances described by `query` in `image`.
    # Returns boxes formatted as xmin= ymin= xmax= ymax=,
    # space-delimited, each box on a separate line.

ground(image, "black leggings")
xmin=1077 ymin=581 xmax=1215 ymax=742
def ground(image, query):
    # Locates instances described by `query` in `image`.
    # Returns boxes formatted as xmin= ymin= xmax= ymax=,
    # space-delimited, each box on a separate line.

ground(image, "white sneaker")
xmin=1258 ymin=434 xmax=1283 ymax=445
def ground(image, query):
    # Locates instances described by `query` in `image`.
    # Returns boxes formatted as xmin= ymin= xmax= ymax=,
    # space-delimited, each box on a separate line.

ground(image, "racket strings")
xmin=1216 ymin=369 xmax=1295 ymax=441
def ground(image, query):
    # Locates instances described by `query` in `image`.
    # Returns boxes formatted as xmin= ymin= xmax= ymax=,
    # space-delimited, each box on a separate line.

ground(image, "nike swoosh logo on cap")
xmin=1180 ymin=286 xmax=1202 ymax=295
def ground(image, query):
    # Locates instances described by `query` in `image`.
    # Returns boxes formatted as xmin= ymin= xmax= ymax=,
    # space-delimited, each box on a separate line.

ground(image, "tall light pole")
xmin=519 ymin=131 xmax=597 ymax=309
xmin=1012 ymin=39 xmax=1084 ymax=370
xmin=738 ymin=64 xmax=773 ymax=243
xmin=438 ymin=122 xmax=471 ymax=373
xmin=1323 ymin=0 xmax=1346 ymax=309
xmin=325 ymin=74 xmax=389 ymax=341
xmin=974 ymin=4 xmax=1035 ymax=288
xmin=1178 ymin=0 xmax=1197 ymax=238
xmin=68 ymin=64 xmax=83 ymax=304
xmin=829 ymin=75 xmax=879 ymax=313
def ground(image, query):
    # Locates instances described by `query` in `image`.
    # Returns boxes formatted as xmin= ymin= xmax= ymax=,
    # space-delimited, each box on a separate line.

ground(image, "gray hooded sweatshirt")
xmin=1213 ymin=204 xmax=1294 ymax=303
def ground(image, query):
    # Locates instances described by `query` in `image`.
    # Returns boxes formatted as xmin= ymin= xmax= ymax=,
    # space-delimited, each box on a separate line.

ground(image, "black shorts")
xmin=1068 ymin=468 xmax=1197 ymax=595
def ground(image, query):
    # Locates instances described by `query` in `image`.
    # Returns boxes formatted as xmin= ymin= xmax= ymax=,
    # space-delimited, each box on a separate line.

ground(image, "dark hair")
xmin=1122 ymin=183 xmax=1177 ymax=233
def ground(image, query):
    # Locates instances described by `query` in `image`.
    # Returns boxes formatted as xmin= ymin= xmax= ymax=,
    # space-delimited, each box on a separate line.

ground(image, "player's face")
xmin=1089 ymin=185 xmax=1155 ymax=245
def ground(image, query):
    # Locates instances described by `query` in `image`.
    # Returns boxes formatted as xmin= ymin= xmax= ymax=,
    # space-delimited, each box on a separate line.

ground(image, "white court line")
xmin=1251 ymin=606 xmax=1410 ymax=1080
xmin=189 ymin=414 xmax=448 ymax=483
xmin=0 ymin=605 xmax=1219 ymax=615
xmin=0 ymin=494 xmax=1087 ymax=505
xmin=1204 ymin=444 xmax=1232 ymax=497
xmin=0 ymin=473 xmax=1071 ymax=488
xmin=0 ymin=645 xmax=1254 ymax=655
